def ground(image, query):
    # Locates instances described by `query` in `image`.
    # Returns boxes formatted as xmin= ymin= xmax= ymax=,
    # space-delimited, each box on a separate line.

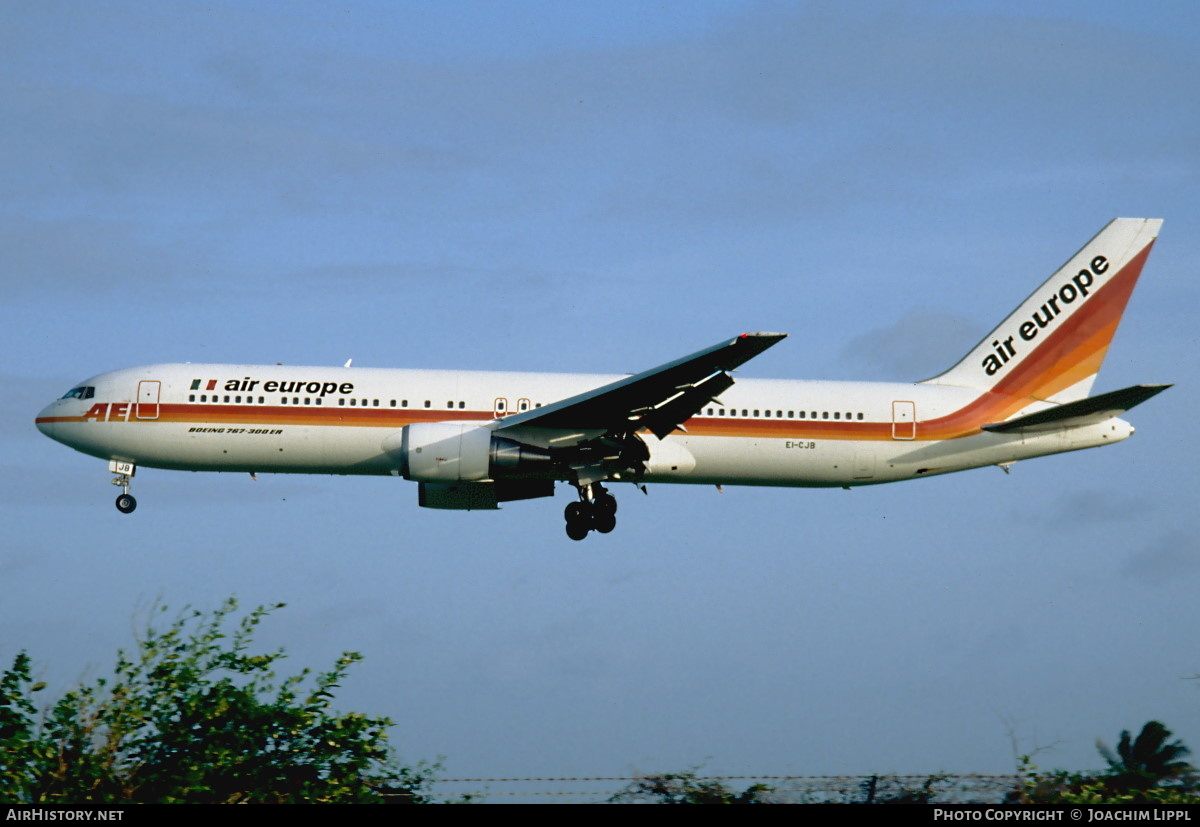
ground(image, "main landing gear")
xmin=564 ymin=483 xmax=618 ymax=541
xmin=110 ymin=460 xmax=137 ymax=514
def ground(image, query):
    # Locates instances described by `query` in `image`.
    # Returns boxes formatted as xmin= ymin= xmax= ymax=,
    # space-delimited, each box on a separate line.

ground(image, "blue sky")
xmin=3 ymin=1 xmax=1198 ymax=795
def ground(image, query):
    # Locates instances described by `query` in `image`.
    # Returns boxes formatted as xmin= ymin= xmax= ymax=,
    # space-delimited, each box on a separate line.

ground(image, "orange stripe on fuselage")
xmin=39 ymin=405 xmax=496 ymax=428
xmin=38 ymin=408 xmax=892 ymax=440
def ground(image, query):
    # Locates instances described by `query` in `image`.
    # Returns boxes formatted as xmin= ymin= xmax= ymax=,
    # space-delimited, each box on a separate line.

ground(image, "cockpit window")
xmin=60 ymin=386 xmax=95 ymax=400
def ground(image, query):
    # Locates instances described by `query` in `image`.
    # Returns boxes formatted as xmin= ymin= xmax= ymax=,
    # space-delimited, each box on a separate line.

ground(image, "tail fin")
xmin=924 ymin=218 xmax=1162 ymax=405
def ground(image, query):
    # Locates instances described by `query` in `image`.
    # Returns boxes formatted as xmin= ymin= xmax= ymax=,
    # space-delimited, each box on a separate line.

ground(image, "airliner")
xmin=36 ymin=218 xmax=1168 ymax=540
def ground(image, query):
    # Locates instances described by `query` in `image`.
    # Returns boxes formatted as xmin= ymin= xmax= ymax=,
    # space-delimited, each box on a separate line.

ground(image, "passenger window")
xmin=424 ymin=400 xmax=431 ymax=408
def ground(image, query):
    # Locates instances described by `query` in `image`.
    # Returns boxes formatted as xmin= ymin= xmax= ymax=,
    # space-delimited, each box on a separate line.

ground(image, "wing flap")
xmin=640 ymin=370 xmax=735 ymax=439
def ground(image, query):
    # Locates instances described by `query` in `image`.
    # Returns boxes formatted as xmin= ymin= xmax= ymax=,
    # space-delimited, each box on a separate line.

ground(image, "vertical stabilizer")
xmin=923 ymin=218 xmax=1162 ymax=405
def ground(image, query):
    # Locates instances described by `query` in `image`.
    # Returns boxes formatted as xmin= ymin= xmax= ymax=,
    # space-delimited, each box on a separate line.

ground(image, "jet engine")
xmin=390 ymin=422 xmax=552 ymax=483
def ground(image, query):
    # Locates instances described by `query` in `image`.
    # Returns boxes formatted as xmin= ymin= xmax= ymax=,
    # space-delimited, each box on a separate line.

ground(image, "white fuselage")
xmin=35 ymin=362 xmax=1133 ymax=490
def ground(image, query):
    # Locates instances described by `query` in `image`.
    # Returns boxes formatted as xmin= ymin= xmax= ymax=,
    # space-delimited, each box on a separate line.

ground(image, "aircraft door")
xmin=891 ymin=400 xmax=915 ymax=440
xmin=136 ymin=380 xmax=161 ymax=420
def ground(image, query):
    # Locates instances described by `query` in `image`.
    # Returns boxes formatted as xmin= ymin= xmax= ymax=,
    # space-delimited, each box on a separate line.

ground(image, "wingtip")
xmin=740 ymin=331 xmax=788 ymax=340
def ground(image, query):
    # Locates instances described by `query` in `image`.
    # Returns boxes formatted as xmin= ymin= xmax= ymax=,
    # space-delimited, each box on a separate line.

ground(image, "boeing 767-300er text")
xmin=37 ymin=218 xmax=1169 ymax=540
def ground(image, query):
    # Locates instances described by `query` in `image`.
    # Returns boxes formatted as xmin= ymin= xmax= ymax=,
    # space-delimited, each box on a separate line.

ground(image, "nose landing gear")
xmin=109 ymin=460 xmax=137 ymax=514
xmin=564 ymin=483 xmax=618 ymax=540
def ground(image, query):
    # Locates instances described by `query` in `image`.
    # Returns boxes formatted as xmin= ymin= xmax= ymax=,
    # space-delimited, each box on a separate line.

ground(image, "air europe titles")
xmin=191 ymin=377 xmax=355 ymax=397
xmin=980 ymin=255 xmax=1108 ymax=377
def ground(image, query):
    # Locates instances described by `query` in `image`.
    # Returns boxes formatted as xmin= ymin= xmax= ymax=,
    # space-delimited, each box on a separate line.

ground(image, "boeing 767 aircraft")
xmin=37 ymin=218 xmax=1168 ymax=539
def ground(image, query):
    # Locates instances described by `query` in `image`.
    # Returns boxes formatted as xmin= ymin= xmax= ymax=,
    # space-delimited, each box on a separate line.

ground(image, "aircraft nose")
xmin=35 ymin=402 xmax=57 ymax=439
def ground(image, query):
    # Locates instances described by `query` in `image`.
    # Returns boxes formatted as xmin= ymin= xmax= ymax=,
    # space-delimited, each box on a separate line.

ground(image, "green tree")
xmin=1011 ymin=720 xmax=1198 ymax=805
xmin=1097 ymin=720 xmax=1196 ymax=793
xmin=607 ymin=770 xmax=774 ymax=804
xmin=0 ymin=598 xmax=434 ymax=804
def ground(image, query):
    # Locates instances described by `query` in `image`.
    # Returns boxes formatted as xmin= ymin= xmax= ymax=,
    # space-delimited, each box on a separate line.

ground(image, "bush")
xmin=0 ymin=598 xmax=433 ymax=804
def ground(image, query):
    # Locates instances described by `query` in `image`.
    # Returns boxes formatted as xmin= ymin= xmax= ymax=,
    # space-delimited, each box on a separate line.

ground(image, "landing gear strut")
xmin=564 ymin=483 xmax=618 ymax=540
xmin=110 ymin=460 xmax=137 ymax=514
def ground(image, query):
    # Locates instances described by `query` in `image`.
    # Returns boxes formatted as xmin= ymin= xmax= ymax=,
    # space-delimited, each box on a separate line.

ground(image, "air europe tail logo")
xmin=191 ymin=377 xmax=355 ymax=396
xmin=980 ymin=255 xmax=1109 ymax=377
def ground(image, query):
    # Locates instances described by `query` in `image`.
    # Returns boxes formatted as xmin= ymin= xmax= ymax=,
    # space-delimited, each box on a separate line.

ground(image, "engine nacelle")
xmin=398 ymin=422 xmax=491 ymax=482
xmin=388 ymin=423 xmax=552 ymax=483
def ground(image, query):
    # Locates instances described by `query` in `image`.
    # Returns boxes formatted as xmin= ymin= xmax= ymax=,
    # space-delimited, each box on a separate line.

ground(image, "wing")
xmin=490 ymin=332 xmax=786 ymax=486
xmin=493 ymin=332 xmax=786 ymax=439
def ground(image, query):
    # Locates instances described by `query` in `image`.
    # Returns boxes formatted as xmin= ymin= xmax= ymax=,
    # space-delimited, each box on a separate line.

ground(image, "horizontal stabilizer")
xmin=981 ymin=384 xmax=1171 ymax=433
